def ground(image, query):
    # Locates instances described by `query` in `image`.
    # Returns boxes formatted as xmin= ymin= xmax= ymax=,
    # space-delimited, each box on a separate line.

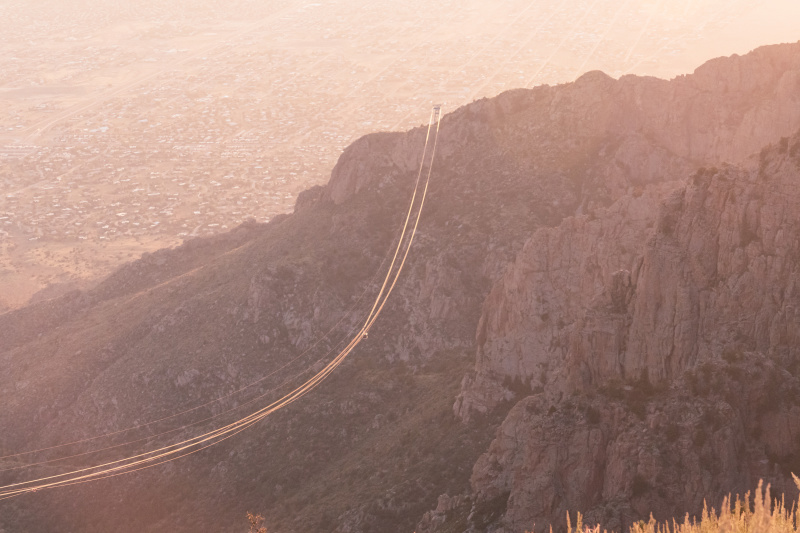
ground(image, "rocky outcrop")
xmin=653 ymin=43 xmax=800 ymax=163
xmin=432 ymin=354 xmax=800 ymax=533
xmin=458 ymin=130 xmax=800 ymax=420
xmin=573 ymin=135 xmax=800 ymax=388
xmin=4 ymin=42 xmax=800 ymax=533
xmin=616 ymin=151 xmax=800 ymax=382
xmin=328 ymin=42 xmax=800 ymax=212
xmin=440 ymin=130 xmax=800 ymax=532
xmin=327 ymin=131 xmax=420 ymax=205
xmin=454 ymin=183 xmax=675 ymax=419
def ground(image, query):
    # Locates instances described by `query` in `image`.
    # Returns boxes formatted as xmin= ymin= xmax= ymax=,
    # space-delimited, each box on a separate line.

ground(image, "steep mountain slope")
xmin=429 ymin=127 xmax=800 ymax=533
xmin=1 ymin=42 xmax=800 ymax=533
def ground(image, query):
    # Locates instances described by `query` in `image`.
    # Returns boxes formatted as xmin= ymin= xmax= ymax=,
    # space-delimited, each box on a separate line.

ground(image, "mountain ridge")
xmin=2 ymin=41 xmax=800 ymax=533
xmin=430 ymin=131 xmax=800 ymax=532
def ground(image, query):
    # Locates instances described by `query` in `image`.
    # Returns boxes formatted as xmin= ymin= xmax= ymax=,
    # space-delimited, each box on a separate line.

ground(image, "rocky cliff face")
xmin=432 ymin=128 xmax=800 ymax=533
xmin=427 ymin=354 xmax=800 ymax=533
xmin=617 ymin=149 xmax=800 ymax=383
xmin=458 ymin=131 xmax=800 ymax=420
xmin=454 ymin=183 xmax=673 ymax=419
xmin=2 ymin=42 xmax=800 ymax=533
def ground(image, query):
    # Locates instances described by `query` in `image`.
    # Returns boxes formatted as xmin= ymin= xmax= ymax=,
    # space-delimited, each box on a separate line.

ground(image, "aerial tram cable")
xmin=0 ymin=110 xmax=441 ymax=498
xmin=0 ymin=105 xmax=443 ymax=499
xmin=361 ymin=105 xmax=442 ymax=335
xmin=1 ymin=321 xmax=373 ymax=498
xmin=0 ymin=106 xmax=442 ymax=497
xmin=0 ymin=177 xmax=417 ymax=498
xmin=0 ymin=236 xmax=426 ymax=478
xmin=356 ymin=106 xmax=437 ymax=334
xmin=0 ymin=216 xmax=400 ymax=470
xmin=0 ymin=109 xmax=440 ymax=467
xmin=0 ymin=320 xmax=370 ymax=476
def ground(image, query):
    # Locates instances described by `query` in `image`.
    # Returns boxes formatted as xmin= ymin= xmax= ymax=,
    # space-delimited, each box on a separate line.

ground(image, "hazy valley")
xmin=2 ymin=0 xmax=799 ymax=310
xmin=1 ymin=37 xmax=800 ymax=533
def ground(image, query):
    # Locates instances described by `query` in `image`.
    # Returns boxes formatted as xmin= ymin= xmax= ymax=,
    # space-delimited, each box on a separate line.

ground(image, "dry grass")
xmin=544 ymin=475 xmax=800 ymax=533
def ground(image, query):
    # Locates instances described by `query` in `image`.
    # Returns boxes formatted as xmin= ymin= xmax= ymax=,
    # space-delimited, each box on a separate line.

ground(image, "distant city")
xmin=0 ymin=0 xmax=794 ymax=308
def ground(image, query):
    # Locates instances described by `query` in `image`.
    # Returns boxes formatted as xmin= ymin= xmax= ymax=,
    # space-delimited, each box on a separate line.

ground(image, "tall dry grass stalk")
xmin=535 ymin=475 xmax=800 ymax=533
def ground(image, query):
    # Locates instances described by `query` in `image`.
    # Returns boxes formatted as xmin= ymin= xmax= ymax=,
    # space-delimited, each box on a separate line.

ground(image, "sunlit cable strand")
xmin=0 ymin=114 xmax=439 ymax=497
xmin=1 ymin=353 xmax=343 ymax=500
xmin=0 ymin=418 xmax=261 ymax=502
xmin=0 ymin=231 xmax=393 ymax=473
xmin=0 ymin=289 xmax=374 ymax=497
xmin=0 ymin=419 xmax=261 ymax=501
xmin=0 ymin=331 xmax=358 ymax=496
xmin=354 ymin=108 xmax=440 ymax=340
xmin=0 ymin=229 xmax=396 ymax=464
xmin=0 ymin=383 xmax=325 ymax=500
xmin=0 ymin=113 xmax=437 ymax=464
xmin=362 ymin=108 xmax=435 ymax=326
xmin=5 ymin=349 xmax=352 ymax=498
xmin=2 ymin=223 xmax=374 ymax=496
xmin=0 ymin=274 xmax=368 ymax=463
xmin=0 ymin=106 xmax=442 ymax=498
xmin=0 ymin=313 xmax=369 ymax=474
xmin=363 ymin=109 xmax=442 ymax=334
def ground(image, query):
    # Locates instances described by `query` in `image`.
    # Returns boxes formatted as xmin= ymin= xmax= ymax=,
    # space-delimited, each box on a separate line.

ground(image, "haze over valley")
xmin=2 ymin=0 xmax=799 ymax=309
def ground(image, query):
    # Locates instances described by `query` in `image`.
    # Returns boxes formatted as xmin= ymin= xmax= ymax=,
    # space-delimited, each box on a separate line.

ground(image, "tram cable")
xmin=0 ymin=108 xmax=439 ymax=468
xmin=0 ymin=105 xmax=443 ymax=499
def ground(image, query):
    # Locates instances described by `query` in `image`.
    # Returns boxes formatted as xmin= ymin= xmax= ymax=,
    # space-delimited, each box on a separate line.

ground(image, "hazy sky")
xmin=618 ymin=0 xmax=800 ymax=80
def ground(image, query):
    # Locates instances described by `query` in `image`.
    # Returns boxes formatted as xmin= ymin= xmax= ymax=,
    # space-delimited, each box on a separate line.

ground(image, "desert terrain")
xmin=1 ymin=0 xmax=799 ymax=310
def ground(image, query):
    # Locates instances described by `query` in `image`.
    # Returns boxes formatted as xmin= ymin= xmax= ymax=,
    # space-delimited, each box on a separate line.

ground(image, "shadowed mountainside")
xmin=1 ymin=41 xmax=800 ymax=533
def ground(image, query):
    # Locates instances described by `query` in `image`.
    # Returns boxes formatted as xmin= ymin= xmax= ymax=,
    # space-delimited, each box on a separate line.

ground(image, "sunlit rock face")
xmin=453 ymin=185 xmax=671 ymax=419
xmin=456 ymin=41 xmax=800 ymax=422
xmin=461 ymin=350 xmax=800 ymax=533
xmin=440 ymin=115 xmax=800 ymax=533
xmin=616 ymin=154 xmax=800 ymax=383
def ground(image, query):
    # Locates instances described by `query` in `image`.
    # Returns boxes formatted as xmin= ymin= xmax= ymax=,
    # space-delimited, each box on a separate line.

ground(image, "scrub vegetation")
xmin=556 ymin=477 xmax=800 ymax=533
